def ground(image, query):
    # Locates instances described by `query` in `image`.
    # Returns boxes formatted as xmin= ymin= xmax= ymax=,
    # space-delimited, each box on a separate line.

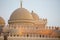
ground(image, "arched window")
xmin=10 ymin=35 xmax=12 ymax=37
xmin=42 ymin=35 xmax=44 ymax=37
xmin=58 ymin=36 xmax=60 ymax=38
xmin=17 ymin=35 xmax=19 ymax=37
xmin=14 ymin=35 xmax=16 ymax=37
xmin=27 ymin=34 xmax=29 ymax=37
xmin=39 ymin=35 xmax=41 ymax=37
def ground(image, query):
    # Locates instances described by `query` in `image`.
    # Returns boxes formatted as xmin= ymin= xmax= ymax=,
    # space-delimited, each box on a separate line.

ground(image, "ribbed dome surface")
xmin=10 ymin=8 xmax=33 ymax=20
xmin=0 ymin=17 xmax=5 ymax=26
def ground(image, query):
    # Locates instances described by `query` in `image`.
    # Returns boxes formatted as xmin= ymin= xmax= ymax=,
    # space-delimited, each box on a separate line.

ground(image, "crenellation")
xmin=45 ymin=26 xmax=60 ymax=30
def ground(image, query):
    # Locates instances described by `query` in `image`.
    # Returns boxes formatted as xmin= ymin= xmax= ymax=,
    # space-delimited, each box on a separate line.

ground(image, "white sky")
xmin=0 ymin=0 xmax=60 ymax=26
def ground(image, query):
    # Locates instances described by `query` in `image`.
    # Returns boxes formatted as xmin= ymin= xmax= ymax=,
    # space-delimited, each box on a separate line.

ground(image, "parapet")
xmin=6 ymin=34 xmax=60 ymax=38
xmin=46 ymin=26 xmax=60 ymax=30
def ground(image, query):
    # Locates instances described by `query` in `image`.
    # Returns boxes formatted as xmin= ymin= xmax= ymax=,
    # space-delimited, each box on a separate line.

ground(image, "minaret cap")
xmin=32 ymin=10 xmax=34 ymax=13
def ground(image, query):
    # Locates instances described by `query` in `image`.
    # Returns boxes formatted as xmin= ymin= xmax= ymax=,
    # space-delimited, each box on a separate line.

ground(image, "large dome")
xmin=8 ymin=8 xmax=33 ymax=23
xmin=0 ymin=17 xmax=5 ymax=26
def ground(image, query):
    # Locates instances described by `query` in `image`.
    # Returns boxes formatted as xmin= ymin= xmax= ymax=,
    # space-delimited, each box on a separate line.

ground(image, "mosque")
xmin=0 ymin=0 xmax=60 ymax=40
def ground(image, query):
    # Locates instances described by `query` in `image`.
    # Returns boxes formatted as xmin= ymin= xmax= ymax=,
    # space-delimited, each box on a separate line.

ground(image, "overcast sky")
xmin=0 ymin=0 xmax=60 ymax=26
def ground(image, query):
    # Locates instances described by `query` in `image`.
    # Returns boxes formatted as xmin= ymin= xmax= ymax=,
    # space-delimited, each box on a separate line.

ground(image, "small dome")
xmin=31 ymin=11 xmax=39 ymax=20
xmin=9 ymin=8 xmax=33 ymax=23
xmin=0 ymin=17 xmax=5 ymax=26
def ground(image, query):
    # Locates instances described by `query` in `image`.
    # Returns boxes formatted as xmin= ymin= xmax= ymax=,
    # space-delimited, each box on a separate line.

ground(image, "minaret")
xmin=20 ymin=0 xmax=22 ymax=8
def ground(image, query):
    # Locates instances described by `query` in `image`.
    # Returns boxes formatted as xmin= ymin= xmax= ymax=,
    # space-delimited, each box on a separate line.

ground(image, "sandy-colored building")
xmin=0 ymin=1 xmax=60 ymax=40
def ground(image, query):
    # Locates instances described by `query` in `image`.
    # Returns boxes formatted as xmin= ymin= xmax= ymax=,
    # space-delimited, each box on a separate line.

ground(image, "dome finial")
xmin=32 ymin=10 xmax=34 ymax=13
xmin=20 ymin=0 xmax=22 ymax=8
